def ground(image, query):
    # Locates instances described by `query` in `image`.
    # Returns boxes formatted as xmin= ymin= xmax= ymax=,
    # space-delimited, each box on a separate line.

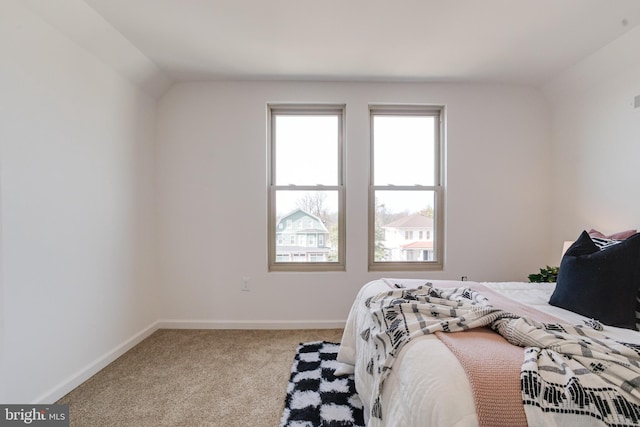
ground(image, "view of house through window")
xmin=370 ymin=106 xmax=444 ymax=270
xmin=274 ymin=190 xmax=339 ymax=263
xmin=268 ymin=105 xmax=345 ymax=271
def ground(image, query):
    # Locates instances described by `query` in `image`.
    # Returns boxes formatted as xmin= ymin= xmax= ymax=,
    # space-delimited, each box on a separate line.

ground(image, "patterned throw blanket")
xmin=363 ymin=283 xmax=640 ymax=427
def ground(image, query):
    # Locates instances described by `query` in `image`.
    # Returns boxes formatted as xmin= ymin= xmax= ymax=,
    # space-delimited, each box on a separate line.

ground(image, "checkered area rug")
xmin=280 ymin=341 xmax=365 ymax=427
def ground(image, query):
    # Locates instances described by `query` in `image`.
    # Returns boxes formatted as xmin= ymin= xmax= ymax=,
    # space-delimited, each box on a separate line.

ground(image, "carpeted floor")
xmin=56 ymin=329 xmax=344 ymax=427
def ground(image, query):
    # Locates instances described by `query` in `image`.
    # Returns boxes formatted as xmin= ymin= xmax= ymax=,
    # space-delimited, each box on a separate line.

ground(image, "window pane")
xmin=275 ymin=190 xmax=339 ymax=263
xmin=373 ymin=115 xmax=435 ymax=185
xmin=373 ymin=190 xmax=436 ymax=262
xmin=275 ymin=115 xmax=338 ymax=185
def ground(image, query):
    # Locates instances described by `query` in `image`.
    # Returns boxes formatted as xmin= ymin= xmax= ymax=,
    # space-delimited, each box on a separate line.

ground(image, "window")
xmin=268 ymin=104 xmax=345 ymax=271
xmin=369 ymin=105 xmax=444 ymax=271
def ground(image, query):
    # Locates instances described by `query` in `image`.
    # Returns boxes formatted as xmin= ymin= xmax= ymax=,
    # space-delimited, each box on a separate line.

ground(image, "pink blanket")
xmin=435 ymin=284 xmax=561 ymax=427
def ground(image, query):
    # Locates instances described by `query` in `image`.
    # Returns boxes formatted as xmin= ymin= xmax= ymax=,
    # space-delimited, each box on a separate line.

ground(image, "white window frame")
xmin=267 ymin=104 xmax=346 ymax=272
xmin=368 ymin=105 xmax=445 ymax=271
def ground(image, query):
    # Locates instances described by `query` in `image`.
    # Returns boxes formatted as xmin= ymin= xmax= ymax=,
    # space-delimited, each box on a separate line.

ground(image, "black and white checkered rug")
xmin=280 ymin=341 xmax=365 ymax=427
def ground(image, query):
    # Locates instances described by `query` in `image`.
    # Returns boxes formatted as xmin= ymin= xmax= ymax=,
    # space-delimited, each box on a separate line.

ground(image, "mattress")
xmin=336 ymin=278 xmax=640 ymax=427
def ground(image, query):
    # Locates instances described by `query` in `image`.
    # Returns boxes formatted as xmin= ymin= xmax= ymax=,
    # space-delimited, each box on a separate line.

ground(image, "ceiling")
xmin=77 ymin=0 xmax=640 ymax=86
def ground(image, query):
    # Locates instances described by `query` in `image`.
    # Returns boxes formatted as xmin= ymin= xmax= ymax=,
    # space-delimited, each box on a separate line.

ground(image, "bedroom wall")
xmin=545 ymin=26 xmax=640 ymax=260
xmin=0 ymin=1 xmax=159 ymax=403
xmin=155 ymin=80 xmax=552 ymax=326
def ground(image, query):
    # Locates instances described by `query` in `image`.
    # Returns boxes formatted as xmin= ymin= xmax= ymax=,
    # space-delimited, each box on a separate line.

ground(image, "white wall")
xmin=545 ymin=26 xmax=640 ymax=260
xmin=0 ymin=1 xmax=159 ymax=403
xmin=0 ymin=0 xmax=565 ymax=403
xmin=156 ymin=80 xmax=552 ymax=325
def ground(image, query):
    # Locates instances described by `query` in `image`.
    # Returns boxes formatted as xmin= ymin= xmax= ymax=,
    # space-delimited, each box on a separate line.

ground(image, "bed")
xmin=337 ymin=230 xmax=640 ymax=426
xmin=336 ymin=278 xmax=640 ymax=427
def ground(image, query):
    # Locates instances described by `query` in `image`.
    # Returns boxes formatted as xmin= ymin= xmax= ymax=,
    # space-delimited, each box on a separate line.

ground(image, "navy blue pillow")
xmin=549 ymin=230 xmax=640 ymax=330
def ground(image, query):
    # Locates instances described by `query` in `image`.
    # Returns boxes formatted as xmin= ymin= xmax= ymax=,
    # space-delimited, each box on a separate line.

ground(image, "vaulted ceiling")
xmin=24 ymin=0 xmax=640 ymax=94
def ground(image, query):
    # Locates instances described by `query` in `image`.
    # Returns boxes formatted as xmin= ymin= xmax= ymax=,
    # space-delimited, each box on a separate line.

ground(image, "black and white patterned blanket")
xmin=363 ymin=283 xmax=640 ymax=427
xmin=280 ymin=341 xmax=365 ymax=427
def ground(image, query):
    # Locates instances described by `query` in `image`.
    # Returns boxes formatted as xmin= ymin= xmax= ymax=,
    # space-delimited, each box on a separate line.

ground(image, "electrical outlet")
xmin=241 ymin=276 xmax=250 ymax=292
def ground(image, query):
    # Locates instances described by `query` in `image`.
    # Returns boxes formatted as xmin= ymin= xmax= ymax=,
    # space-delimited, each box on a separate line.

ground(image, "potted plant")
xmin=528 ymin=266 xmax=559 ymax=283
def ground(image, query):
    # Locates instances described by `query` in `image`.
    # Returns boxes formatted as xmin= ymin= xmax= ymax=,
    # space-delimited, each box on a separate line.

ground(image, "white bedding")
xmin=336 ymin=278 xmax=640 ymax=427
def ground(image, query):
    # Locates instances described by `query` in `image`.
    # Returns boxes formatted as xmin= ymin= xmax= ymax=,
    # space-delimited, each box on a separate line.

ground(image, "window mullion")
xmin=274 ymin=185 xmax=340 ymax=191
xmin=372 ymin=185 xmax=439 ymax=191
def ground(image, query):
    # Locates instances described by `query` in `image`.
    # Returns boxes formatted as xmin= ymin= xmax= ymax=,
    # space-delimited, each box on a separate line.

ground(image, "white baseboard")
xmin=35 ymin=321 xmax=159 ymax=404
xmin=34 ymin=319 xmax=344 ymax=403
xmin=157 ymin=319 xmax=346 ymax=330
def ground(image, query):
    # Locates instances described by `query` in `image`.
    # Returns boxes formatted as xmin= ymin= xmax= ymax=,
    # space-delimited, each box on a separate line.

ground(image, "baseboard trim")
xmin=157 ymin=319 xmax=346 ymax=330
xmin=35 ymin=321 xmax=159 ymax=404
xmin=34 ymin=318 xmax=345 ymax=403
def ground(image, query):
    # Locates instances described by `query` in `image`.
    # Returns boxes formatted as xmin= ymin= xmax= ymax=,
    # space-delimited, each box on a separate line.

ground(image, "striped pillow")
xmin=590 ymin=236 xmax=623 ymax=250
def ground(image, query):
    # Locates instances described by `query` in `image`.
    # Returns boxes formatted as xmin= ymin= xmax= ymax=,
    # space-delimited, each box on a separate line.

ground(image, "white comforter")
xmin=336 ymin=278 xmax=640 ymax=427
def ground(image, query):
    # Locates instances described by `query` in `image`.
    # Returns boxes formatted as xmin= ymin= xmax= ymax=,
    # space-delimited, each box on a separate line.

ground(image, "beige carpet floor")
xmin=56 ymin=328 xmax=344 ymax=427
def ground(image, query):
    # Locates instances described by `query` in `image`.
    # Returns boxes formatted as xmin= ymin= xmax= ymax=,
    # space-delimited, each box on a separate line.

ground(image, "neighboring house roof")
xmin=401 ymin=241 xmax=434 ymax=249
xmin=383 ymin=213 xmax=433 ymax=229
xmin=276 ymin=209 xmax=329 ymax=233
